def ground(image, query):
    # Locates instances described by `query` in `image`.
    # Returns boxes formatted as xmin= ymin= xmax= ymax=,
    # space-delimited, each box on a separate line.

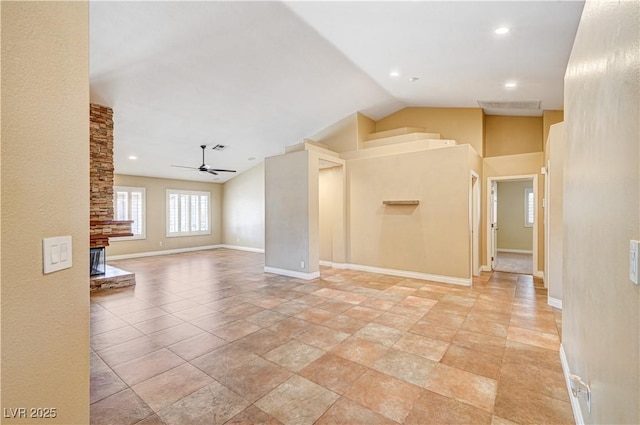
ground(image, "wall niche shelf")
xmin=382 ymin=200 xmax=419 ymax=205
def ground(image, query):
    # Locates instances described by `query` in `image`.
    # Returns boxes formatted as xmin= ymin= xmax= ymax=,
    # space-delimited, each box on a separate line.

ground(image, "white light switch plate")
xmin=43 ymin=236 xmax=72 ymax=274
xmin=630 ymin=240 xmax=639 ymax=285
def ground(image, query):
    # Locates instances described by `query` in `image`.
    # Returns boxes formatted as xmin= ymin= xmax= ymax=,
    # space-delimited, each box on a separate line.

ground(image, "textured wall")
xmin=222 ymin=162 xmax=265 ymax=250
xmin=484 ymin=115 xmax=543 ymax=157
xmin=265 ymin=150 xmax=316 ymax=274
xmin=1 ymin=2 xmax=90 ymax=423
xmin=348 ymin=145 xmax=471 ymax=280
xmin=563 ymin=0 xmax=639 ymax=422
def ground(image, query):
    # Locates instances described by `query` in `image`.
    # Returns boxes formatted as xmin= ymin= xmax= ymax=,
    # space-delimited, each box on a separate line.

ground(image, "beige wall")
xmin=543 ymin=110 xmax=564 ymax=147
xmin=545 ymin=123 xmax=564 ymax=301
xmin=107 ymin=175 xmax=222 ymax=257
xmin=375 ymin=107 xmax=484 ymax=156
xmin=309 ymin=113 xmax=358 ymax=153
xmin=496 ymin=180 xmax=533 ymax=251
xmin=1 ymin=2 xmax=90 ymax=423
xmin=356 ymin=112 xmax=376 ymax=149
xmin=319 ymin=166 xmax=345 ymax=264
xmin=348 ymin=145 xmax=472 ymax=280
xmin=484 ymin=115 xmax=543 ymax=157
xmin=222 ymin=162 xmax=265 ymax=250
xmin=563 ymin=0 xmax=639 ymax=422
xmin=482 ymin=153 xmax=544 ymax=272
xmin=265 ymin=150 xmax=319 ymax=275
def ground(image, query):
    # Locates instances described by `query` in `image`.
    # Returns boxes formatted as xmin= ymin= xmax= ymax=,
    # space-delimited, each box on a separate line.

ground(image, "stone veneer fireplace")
xmin=89 ymin=104 xmax=136 ymax=291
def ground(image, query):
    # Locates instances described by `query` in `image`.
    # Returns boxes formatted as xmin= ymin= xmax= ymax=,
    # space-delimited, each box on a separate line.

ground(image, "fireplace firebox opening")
xmin=90 ymin=247 xmax=105 ymax=276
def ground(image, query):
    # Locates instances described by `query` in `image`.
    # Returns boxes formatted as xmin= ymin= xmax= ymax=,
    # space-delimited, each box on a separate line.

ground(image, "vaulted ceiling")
xmin=90 ymin=1 xmax=584 ymax=183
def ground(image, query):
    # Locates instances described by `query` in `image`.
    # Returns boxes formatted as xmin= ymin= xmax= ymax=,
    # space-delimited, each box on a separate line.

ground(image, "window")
xmin=113 ymin=186 xmax=146 ymax=240
xmin=166 ymin=189 xmax=210 ymax=237
xmin=524 ymin=187 xmax=534 ymax=227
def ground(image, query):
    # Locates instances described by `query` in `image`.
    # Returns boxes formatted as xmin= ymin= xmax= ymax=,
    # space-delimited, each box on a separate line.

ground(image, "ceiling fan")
xmin=171 ymin=144 xmax=236 ymax=176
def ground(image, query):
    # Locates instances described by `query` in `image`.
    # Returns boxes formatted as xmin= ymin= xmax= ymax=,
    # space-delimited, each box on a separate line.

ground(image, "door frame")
xmin=486 ymin=174 xmax=538 ymax=275
xmin=470 ymin=171 xmax=481 ymax=277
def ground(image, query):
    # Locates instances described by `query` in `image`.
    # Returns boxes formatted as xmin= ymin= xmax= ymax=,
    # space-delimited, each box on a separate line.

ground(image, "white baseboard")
xmin=534 ymin=270 xmax=544 ymax=278
xmin=264 ymin=266 xmax=320 ymax=280
xmin=497 ymin=248 xmax=534 ymax=254
xmin=560 ymin=345 xmax=585 ymax=425
xmin=319 ymin=260 xmax=347 ymax=269
xmin=346 ymin=263 xmax=471 ymax=286
xmin=107 ymin=245 xmax=221 ymax=261
xmin=106 ymin=244 xmax=266 ymax=261
xmin=548 ymin=296 xmax=563 ymax=309
xmin=218 ymin=244 xmax=265 ymax=253
xmin=480 ymin=265 xmax=492 ymax=272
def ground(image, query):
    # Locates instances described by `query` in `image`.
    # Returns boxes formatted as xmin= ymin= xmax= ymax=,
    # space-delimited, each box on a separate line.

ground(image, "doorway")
xmin=318 ymin=158 xmax=346 ymax=271
xmin=487 ymin=175 xmax=538 ymax=275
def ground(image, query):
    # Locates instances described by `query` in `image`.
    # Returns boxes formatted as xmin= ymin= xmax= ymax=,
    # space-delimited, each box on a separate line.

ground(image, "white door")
xmin=490 ymin=181 xmax=498 ymax=270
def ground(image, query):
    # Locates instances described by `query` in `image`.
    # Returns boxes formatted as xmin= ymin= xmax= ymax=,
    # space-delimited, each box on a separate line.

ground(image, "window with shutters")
xmin=166 ymin=189 xmax=210 ymax=237
xmin=113 ymin=186 xmax=146 ymax=240
xmin=524 ymin=187 xmax=534 ymax=227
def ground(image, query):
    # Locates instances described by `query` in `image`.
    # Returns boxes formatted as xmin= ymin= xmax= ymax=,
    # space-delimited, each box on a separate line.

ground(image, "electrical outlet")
xmin=300 ymin=261 xmax=305 ymax=269
xmin=630 ymin=240 xmax=639 ymax=284
xmin=159 ymin=241 xmax=163 ymax=247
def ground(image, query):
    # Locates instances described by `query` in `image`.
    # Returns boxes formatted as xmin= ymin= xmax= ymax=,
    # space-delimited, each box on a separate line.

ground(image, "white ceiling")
xmin=90 ymin=1 xmax=584 ymax=183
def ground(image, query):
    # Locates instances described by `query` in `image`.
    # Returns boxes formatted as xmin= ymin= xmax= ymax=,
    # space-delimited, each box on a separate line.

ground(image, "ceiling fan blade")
xmin=209 ymin=169 xmax=236 ymax=173
xmin=171 ymin=165 xmax=198 ymax=170
xmin=205 ymin=170 xmax=218 ymax=175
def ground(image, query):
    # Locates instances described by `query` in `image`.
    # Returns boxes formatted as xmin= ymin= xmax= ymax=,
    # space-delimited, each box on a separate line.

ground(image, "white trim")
xmin=480 ymin=265 xmax=492 ymax=272
xmin=107 ymin=245 xmax=221 ymax=261
xmin=497 ymin=248 xmax=533 ymax=254
xmin=534 ymin=270 xmax=544 ymax=278
xmin=218 ymin=244 xmax=264 ymax=253
xmin=346 ymin=263 xmax=471 ymax=286
xmin=319 ymin=260 xmax=348 ymax=269
xmin=319 ymin=262 xmax=472 ymax=286
xmin=264 ymin=267 xmax=320 ymax=280
xmin=560 ymin=345 xmax=585 ymax=425
xmin=548 ymin=296 xmax=563 ymax=309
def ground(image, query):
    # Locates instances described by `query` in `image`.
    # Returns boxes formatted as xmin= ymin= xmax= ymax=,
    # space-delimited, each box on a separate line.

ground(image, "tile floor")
xmin=90 ymin=249 xmax=573 ymax=425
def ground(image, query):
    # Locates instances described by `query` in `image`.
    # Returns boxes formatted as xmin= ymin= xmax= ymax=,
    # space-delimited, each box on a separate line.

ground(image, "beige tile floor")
xmin=90 ymin=249 xmax=573 ymax=425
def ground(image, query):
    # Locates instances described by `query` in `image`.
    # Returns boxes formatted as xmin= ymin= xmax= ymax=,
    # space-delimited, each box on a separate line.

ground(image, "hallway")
xmin=90 ymin=249 xmax=572 ymax=424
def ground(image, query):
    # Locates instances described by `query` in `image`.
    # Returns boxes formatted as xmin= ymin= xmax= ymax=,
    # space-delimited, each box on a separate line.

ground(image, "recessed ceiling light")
xmin=128 ymin=155 xmax=137 ymax=160
xmin=495 ymin=27 xmax=510 ymax=35
xmin=409 ymin=77 xmax=419 ymax=83
xmin=504 ymin=82 xmax=517 ymax=89
xmin=248 ymin=157 xmax=256 ymax=161
xmin=389 ymin=71 xmax=400 ymax=78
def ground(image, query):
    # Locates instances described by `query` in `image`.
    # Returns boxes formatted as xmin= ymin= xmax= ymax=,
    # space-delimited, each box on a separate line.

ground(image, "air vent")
xmin=211 ymin=144 xmax=228 ymax=151
xmin=477 ymin=100 xmax=541 ymax=110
